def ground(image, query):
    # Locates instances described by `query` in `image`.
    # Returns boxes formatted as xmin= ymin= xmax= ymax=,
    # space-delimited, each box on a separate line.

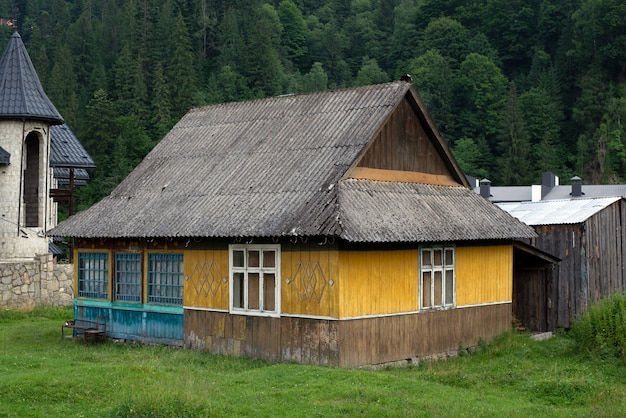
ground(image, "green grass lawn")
xmin=0 ymin=307 xmax=624 ymax=417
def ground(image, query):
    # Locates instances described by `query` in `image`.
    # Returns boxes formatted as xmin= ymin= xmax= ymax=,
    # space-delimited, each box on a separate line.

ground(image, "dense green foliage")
xmin=571 ymin=292 xmax=626 ymax=359
xmin=1 ymin=0 xmax=625 ymax=208
xmin=0 ymin=307 xmax=625 ymax=416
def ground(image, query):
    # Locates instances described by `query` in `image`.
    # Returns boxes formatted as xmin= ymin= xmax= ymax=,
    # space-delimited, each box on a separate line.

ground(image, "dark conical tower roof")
xmin=0 ymin=31 xmax=63 ymax=124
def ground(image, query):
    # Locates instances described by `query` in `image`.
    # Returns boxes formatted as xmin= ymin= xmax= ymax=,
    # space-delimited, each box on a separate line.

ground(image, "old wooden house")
xmin=50 ymin=81 xmax=540 ymax=367
xmin=499 ymin=197 xmax=626 ymax=330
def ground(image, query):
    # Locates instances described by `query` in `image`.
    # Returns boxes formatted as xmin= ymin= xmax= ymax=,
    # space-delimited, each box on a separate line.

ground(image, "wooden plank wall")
xmin=337 ymin=304 xmax=511 ymax=367
xmin=513 ymin=268 xmax=553 ymax=331
xmin=357 ymin=98 xmax=450 ymax=176
xmin=535 ymin=224 xmax=583 ymax=328
xmin=76 ymin=303 xmax=184 ymax=345
xmin=338 ymin=248 xmax=418 ymax=318
xmin=456 ymin=245 xmax=513 ymax=306
xmin=184 ymin=249 xmax=230 ymax=310
xmin=584 ymin=201 xmax=626 ymax=305
xmin=185 ymin=310 xmax=340 ymax=365
xmin=185 ymin=304 xmax=511 ymax=367
xmin=281 ymin=241 xmax=340 ymax=317
xmin=535 ymin=200 xmax=626 ymax=330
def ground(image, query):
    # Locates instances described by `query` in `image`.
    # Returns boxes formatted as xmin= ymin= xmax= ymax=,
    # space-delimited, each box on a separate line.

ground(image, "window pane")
xmin=115 ymin=253 xmax=142 ymax=302
xmin=263 ymin=250 xmax=275 ymax=268
xmin=248 ymin=273 xmax=260 ymax=309
xmin=230 ymin=245 xmax=280 ymax=315
xmin=233 ymin=272 xmax=244 ymax=308
xmin=433 ymin=249 xmax=442 ymax=266
xmin=434 ymin=271 xmax=442 ymax=306
xmin=422 ymin=272 xmax=431 ymax=308
xmin=78 ymin=252 xmax=108 ymax=299
xmin=421 ymin=249 xmax=432 ymax=267
xmin=445 ymin=249 xmax=454 ymax=266
xmin=233 ymin=250 xmax=245 ymax=267
xmin=263 ymin=273 xmax=275 ymax=311
xmin=148 ymin=253 xmax=183 ymax=305
xmin=248 ymin=251 xmax=260 ymax=268
xmin=445 ymin=270 xmax=454 ymax=305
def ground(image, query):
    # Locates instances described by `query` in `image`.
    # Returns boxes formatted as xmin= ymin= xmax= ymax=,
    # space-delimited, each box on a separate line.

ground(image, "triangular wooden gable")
xmin=346 ymin=88 xmax=469 ymax=188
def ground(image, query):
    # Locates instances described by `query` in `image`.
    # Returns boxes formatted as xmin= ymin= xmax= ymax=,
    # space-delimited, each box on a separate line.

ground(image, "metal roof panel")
xmin=496 ymin=197 xmax=622 ymax=225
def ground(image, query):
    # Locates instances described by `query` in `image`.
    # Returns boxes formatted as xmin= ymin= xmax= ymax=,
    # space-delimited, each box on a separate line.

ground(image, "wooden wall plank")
xmin=456 ymin=245 xmax=513 ymax=306
xmin=185 ymin=304 xmax=510 ymax=368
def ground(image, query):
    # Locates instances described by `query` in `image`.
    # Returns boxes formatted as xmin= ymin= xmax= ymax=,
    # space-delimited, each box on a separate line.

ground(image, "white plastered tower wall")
xmin=0 ymin=120 xmax=52 ymax=259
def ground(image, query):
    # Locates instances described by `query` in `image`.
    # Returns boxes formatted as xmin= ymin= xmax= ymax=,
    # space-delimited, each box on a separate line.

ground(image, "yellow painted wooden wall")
xmin=78 ymin=242 xmax=513 ymax=317
xmin=281 ymin=245 xmax=339 ymax=318
xmin=184 ymin=249 xmax=230 ymax=309
xmin=455 ymin=245 xmax=513 ymax=306
xmin=338 ymin=249 xmax=418 ymax=318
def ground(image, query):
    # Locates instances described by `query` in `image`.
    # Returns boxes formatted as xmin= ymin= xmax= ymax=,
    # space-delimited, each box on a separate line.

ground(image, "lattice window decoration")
xmin=148 ymin=253 xmax=184 ymax=305
xmin=189 ymin=259 xmax=222 ymax=297
xmin=420 ymin=246 xmax=455 ymax=309
xmin=77 ymin=252 xmax=109 ymax=300
xmin=230 ymin=244 xmax=280 ymax=315
xmin=114 ymin=252 xmax=142 ymax=302
xmin=292 ymin=260 xmax=327 ymax=303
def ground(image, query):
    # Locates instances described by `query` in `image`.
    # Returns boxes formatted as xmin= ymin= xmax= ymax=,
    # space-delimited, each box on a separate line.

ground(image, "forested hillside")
xmin=2 ymin=0 xmax=625 ymax=210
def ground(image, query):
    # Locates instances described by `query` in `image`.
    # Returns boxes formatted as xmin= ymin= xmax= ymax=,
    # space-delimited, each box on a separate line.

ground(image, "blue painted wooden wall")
xmin=74 ymin=300 xmax=184 ymax=345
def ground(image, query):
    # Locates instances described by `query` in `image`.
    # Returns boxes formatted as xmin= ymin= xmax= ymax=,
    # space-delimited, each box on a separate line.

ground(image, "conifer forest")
xmin=2 ymin=0 xmax=625 ymax=210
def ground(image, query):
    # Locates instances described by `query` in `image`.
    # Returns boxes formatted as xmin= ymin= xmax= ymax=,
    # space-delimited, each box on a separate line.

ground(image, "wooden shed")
xmin=499 ymin=197 xmax=626 ymax=330
xmin=49 ymin=82 xmax=539 ymax=367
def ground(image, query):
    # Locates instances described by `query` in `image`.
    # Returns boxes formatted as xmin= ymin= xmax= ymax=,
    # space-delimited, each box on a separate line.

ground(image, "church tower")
xmin=0 ymin=31 xmax=64 ymax=259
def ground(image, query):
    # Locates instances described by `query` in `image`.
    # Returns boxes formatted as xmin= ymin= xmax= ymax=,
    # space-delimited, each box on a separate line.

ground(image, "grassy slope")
xmin=0 ymin=307 xmax=624 ymax=417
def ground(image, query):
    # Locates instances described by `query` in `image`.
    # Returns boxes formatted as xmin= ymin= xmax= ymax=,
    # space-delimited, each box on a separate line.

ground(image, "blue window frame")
xmin=77 ymin=252 xmax=108 ymax=299
xmin=148 ymin=253 xmax=184 ymax=305
xmin=114 ymin=253 xmax=142 ymax=302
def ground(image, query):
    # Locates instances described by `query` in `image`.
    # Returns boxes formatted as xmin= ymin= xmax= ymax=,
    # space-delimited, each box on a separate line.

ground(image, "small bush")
xmin=570 ymin=292 xmax=626 ymax=359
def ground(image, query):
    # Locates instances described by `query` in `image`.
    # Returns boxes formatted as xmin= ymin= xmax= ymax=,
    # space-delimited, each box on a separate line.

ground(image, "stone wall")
xmin=0 ymin=254 xmax=73 ymax=309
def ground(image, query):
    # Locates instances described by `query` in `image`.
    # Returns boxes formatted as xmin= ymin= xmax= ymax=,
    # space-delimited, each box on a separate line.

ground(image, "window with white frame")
xmin=420 ymin=246 xmax=455 ymax=309
xmin=148 ymin=253 xmax=184 ymax=305
xmin=230 ymin=244 xmax=280 ymax=315
xmin=77 ymin=252 xmax=109 ymax=300
xmin=114 ymin=252 xmax=142 ymax=302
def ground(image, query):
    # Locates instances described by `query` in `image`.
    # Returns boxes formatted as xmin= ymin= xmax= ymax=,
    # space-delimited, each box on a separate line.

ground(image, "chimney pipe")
xmin=479 ymin=178 xmax=491 ymax=199
xmin=571 ymin=176 xmax=583 ymax=197
xmin=542 ymin=172 xmax=558 ymax=188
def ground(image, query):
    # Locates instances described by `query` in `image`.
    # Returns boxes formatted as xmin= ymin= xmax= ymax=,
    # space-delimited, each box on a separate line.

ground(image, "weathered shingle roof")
xmin=0 ymin=32 xmax=63 ymax=124
xmin=50 ymin=123 xmax=95 ymax=169
xmin=49 ymin=82 xmax=535 ymax=242
xmin=340 ymin=180 xmax=536 ymax=242
xmin=0 ymin=145 xmax=8 ymax=164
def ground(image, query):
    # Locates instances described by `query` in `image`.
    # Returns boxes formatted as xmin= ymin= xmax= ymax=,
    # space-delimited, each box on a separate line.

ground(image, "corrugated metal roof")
xmin=496 ymin=197 xmax=622 ymax=225
xmin=50 ymin=123 xmax=95 ymax=168
xmin=0 ymin=32 xmax=63 ymax=124
xmin=49 ymin=82 xmax=535 ymax=242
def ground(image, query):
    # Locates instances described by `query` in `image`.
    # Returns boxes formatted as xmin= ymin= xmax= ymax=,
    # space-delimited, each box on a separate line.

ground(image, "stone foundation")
xmin=0 ymin=254 xmax=73 ymax=309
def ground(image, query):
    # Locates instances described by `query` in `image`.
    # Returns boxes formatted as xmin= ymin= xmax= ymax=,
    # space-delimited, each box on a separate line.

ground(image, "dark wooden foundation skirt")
xmin=184 ymin=304 xmax=511 ymax=367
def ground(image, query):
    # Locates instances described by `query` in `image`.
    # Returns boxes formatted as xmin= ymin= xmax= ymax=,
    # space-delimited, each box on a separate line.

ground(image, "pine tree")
xmin=47 ymin=44 xmax=79 ymax=127
xmin=166 ymin=11 xmax=198 ymax=117
xmin=243 ymin=3 xmax=285 ymax=97
xmin=498 ymin=83 xmax=532 ymax=185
